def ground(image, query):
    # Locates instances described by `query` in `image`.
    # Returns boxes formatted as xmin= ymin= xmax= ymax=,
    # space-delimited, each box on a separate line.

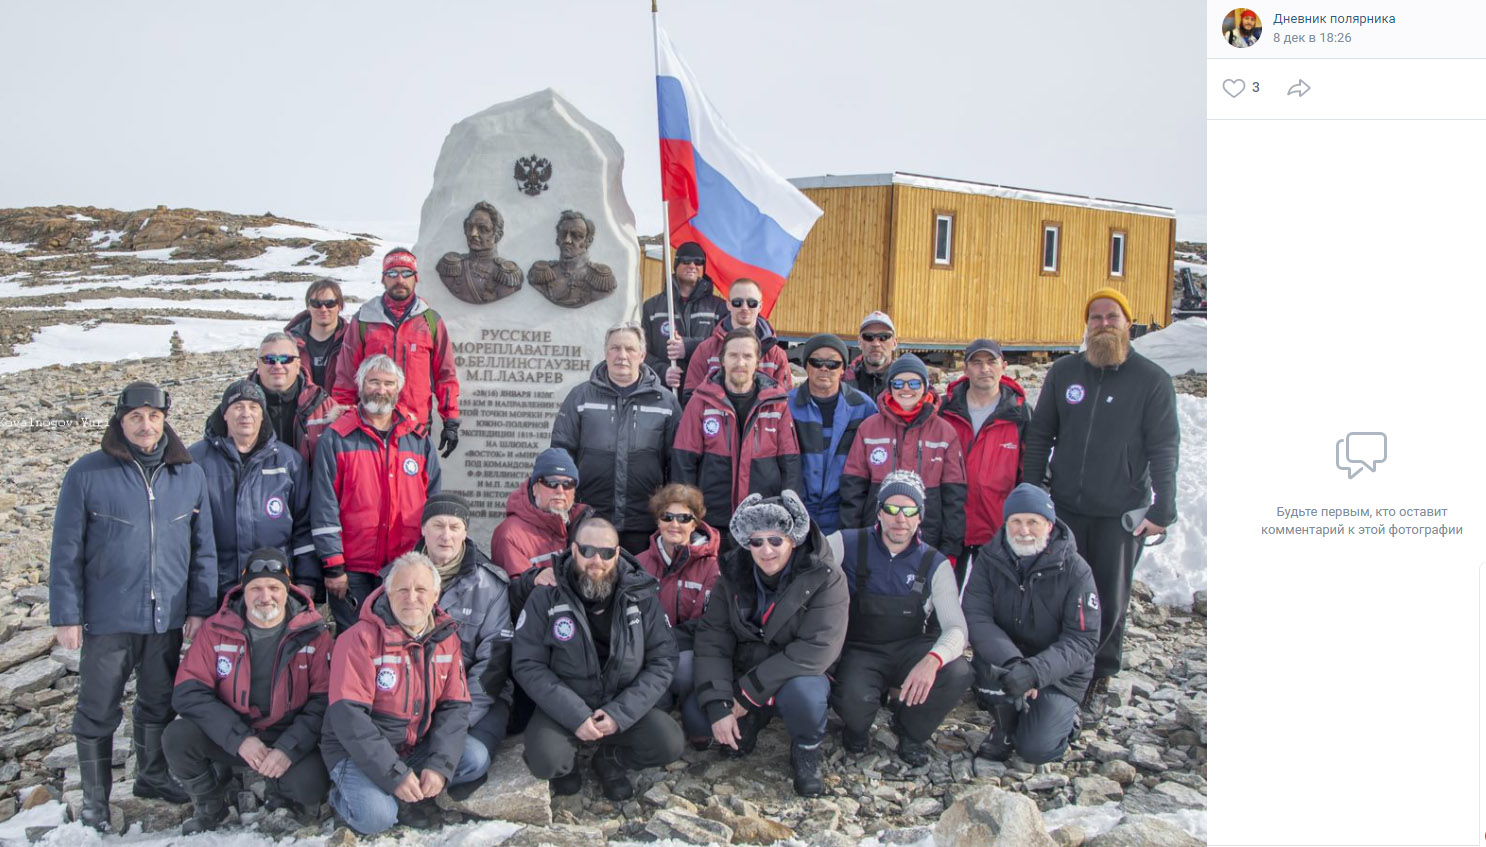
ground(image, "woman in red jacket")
xmin=636 ymin=483 xmax=721 ymax=747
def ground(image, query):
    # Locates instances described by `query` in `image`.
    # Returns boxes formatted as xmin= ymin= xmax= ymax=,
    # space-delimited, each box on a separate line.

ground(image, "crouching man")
xmin=164 ymin=549 xmax=332 ymax=833
xmin=322 ymin=552 xmax=481 ymax=835
xmin=512 ymin=518 xmax=682 ymax=801
xmin=963 ymin=484 xmax=1100 ymax=764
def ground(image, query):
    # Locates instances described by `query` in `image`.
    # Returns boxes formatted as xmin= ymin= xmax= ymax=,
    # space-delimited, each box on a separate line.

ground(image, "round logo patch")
xmin=869 ymin=446 xmax=889 ymax=466
xmin=402 ymin=457 xmax=419 ymax=476
xmin=1065 ymin=384 xmax=1086 ymax=405
xmin=552 ymin=617 xmax=576 ymax=641
xmin=376 ymin=667 xmax=398 ymax=691
xmin=702 ymin=417 xmax=721 ymax=438
xmin=264 ymin=496 xmax=285 ymax=519
xmin=215 ymin=656 xmax=232 ymax=678
xmin=660 ymin=320 xmax=672 ymax=338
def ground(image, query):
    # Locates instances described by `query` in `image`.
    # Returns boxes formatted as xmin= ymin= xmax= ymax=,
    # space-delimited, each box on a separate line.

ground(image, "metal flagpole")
xmin=654 ymin=1 xmax=680 ymax=397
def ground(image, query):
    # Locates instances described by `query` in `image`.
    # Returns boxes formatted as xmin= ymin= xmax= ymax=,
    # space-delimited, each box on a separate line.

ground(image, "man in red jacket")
xmin=681 ymin=278 xmax=792 ymax=404
xmin=490 ymin=448 xmax=589 ymax=577
xmin=332 ymin=248 xmax=461 ymax=457
xmin=323 ymin=552 xmax=480 ymax=834
xmin=164 ymin=549 xmax=332 ymax=833
xmin=941 ymin=339 xmax=1029 ymax=574
xmin=672 ymin=329 xmax=802 ymax=548
xmin=311 ymin=354 xmax=441 ymax=631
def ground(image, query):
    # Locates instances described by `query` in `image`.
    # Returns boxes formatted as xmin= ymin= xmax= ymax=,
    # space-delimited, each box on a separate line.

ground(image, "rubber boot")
xmin=178 ymin=769 xmax=228 ymax=835
xmin=132 ymin=722 xmax=190 ymax=804
xmin=76 ymin=737 xmax=113 ymax=832
xmin=976 ymin=701 xmax=1020 ymax=761
xmin=790 ymin=742 xmax=824 ymax=797
xmin=592 ymin=746 xmax=634 ymax=802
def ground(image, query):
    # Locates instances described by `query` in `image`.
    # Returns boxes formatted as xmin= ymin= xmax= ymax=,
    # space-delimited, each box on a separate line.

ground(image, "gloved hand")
xmin=1002 ymin=660 xmax=1039 ymax=699
xmin=439 ymin=419 xmax=460 ymax=458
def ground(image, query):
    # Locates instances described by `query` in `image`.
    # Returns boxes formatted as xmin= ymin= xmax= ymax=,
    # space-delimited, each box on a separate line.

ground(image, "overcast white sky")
xmin=0 ymin=1 xmax=1205 ymax=239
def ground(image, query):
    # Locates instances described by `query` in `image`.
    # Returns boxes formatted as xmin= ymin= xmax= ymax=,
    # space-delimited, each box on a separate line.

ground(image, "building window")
xmin=1041 ymin=221 xmax=1061 ymax=275
xmin=933 ymin=212 xmax=954 ymax=267
xmin=1109 ymin=229 xmax=1127 ymax=277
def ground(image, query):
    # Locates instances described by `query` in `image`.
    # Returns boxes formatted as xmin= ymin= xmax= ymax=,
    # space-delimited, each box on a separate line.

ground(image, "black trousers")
xmin=1060 ymin=509 xmax=1141 ymax=679
xmin=74 ymin=630 xmax=182 ymax=738
xmin=327 ymin=571 xmax=382 ymax=634
xmin=162 ymin=717 xmax=329 ymax=807
xmin=618 ymin=530 xmax=653 ymax=557
xmin=830 ymin=637 xmax=973 ymax=742
xmin=522 ymin=707 xmax=684 ymax=780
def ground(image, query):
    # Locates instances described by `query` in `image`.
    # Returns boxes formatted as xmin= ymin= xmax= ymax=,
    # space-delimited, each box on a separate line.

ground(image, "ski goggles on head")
xmin=242 ymin=556 xmax=290 ymax=580
xmin=115 ymin=384 xmax=171 ymax=417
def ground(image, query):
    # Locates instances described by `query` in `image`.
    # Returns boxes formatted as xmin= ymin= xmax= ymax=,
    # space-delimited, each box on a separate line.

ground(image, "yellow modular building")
xmin=642 ymin=172 xmax=1175 ymax=353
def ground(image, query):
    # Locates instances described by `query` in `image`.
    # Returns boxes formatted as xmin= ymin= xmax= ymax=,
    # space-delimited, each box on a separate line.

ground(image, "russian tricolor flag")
xmin=655 ymin=25 xmax=823 ymax=317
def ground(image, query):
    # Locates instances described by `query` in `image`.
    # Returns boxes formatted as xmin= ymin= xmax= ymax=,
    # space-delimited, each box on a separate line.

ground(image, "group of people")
xmin=49 ymin=243 xmax=1179 ymax=835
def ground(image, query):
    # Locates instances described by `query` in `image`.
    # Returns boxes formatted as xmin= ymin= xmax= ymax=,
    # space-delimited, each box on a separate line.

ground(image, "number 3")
xmin=1252 ymin=82 xmax=1260 ymax=92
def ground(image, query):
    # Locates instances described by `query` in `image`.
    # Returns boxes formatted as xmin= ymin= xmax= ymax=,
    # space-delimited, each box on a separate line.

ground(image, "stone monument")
xmin=412 ymin=89 xmax=640 ymax=545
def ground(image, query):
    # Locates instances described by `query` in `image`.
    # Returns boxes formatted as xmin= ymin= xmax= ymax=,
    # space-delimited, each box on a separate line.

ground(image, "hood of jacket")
xmin=873 ymin=383 xmax=946 ymax=430
xmin=648 ymin=519 xmax=722 ymax=574
xmin=285 ymin=310 xmax=347 ymax=341
xmin=503 ymin=485 xmax=585 ymax=539
xmin=694 ymin=369 xmax=786 ymax=410
xmin=415 ymin=537 xmax=508 ymax=585
xmin=358 ymin=584 xmax=460 ymax=644
xmin=210 ymin=581 xmax=322 ymax=634
xmin=714 ymin=314 xmax=780 ymax=347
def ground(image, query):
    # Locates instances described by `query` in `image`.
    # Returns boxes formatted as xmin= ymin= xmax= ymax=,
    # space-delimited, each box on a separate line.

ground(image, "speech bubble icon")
xmin=1345 ymin=432 xmax=1387 ymax=474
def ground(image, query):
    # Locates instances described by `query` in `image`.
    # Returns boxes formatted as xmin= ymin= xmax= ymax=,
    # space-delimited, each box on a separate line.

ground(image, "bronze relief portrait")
xmin=526 ymin=210 xmax=616 ymax=308
xmin=436 ymin=201 xmax=524 ymax=304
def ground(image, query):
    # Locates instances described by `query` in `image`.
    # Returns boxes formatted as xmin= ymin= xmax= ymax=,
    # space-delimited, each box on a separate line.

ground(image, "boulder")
xmin=934 ymin=786 xmax=1057 ymax=847
xmin=435 ymin=741 xmax=551 ymax=825
xmin=503 ymin=824 xmax=608 ymax=847
xmin=1086 ymin=814 xmax=1202 ymax=847
xmin=0 ymin=657 xmax=66 ymax=700
xmin=0 ymin=627 xmax=55 ymax=673
xmin=646 ymin=809 xmax=734 ymax=844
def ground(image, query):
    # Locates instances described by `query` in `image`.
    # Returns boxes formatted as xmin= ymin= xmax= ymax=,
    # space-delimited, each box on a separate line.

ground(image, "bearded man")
xmin=1228 ymin=8 xmax=1262 ymax=47
xmin=1022 ymin=288 xmax=1179 ymax=724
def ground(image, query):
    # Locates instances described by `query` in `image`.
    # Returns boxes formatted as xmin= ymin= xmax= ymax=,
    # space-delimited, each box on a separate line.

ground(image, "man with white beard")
xmin=962 ymin=484 xmax=1099 ymax=764
xmin=164 ymin=549 xmax=333 ymax=833
xmin=1022 ymin=288 xmax=1179 ymax=723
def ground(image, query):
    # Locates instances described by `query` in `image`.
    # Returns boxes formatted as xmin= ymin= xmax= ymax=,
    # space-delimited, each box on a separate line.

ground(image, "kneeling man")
xmin=512 ymin=517 xmax=682 ymax=801
xmin=165 ymin=549 xmax=332 ymax=833
xmin=963 ymin=484 xmax=1099 ymax=764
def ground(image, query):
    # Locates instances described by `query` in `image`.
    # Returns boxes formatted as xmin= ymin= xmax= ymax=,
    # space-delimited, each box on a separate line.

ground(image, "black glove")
xmin=439 ymin=419 xmax=460 ymax=458
xmin=1002 ymin=661 xmax=1039 ymax=699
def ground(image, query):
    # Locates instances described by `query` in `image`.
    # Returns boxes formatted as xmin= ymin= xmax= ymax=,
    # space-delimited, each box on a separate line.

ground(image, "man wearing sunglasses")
xmin=50 ymin=381 xmax=218 ymax=830
xmin=788 ymin=333 xmax=875 ymax=534
xmin=165 ymin=549 xmax=332 ymax=833
xmin=284 ymin=279 xmax=348 ymax=394
xmin=512 ymin=518 xmax=682 ymax=802
xmin=824 ymin=471 xmax=970 ymax=767
xmin=963 ymin=484 xmax=1098 ymax=765
xmin=332 ymin=248 xmax=462 ymax=459
xmin=490 ymin=448 xmax=590 ymax=578
xmin=1023 ymin=289 xmax=1178 ymax=724
xmin=844 ymin=311 xmax=900 ymax=403
xmin=312 ymin=355 xmax=442 ymax=632
xmin=841 ymin=354 xmax=968 ymax=563
xmin=250 ymin=332 xmax=341 ymax=463
xmin=642 ymin=241 xmax=728 ymax=388
xmin=681 ymin=278 xmax=792 ymax=404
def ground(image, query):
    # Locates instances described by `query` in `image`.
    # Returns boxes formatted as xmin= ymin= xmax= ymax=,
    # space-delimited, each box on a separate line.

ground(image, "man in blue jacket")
xmin=188 ymin=380 xmax=315 ymax=598
xmin=789 ymin=333 xmax=874 ymax=534
xmin=50 ymin=382 xmax=218 ymax=831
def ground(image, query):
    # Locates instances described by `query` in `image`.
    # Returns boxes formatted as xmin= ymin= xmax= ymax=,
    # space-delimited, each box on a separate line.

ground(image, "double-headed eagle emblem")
xmin=515 ymin=155 xmax=552 ymax=196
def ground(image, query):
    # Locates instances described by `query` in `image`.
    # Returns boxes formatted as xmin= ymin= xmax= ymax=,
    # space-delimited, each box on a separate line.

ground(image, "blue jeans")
xmin=328 ymin=743 xmax=486 ymax=835
xmin=687 ymin=674 xmax=830 ymax=747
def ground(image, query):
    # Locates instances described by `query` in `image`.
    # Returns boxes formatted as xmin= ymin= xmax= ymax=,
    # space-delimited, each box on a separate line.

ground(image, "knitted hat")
xmin=530 ymin=447 xmax=579 ymax=487
xmin=800 ymin=333 xmax=848 ymax=364
xmin=219 ymin=379 xmax=268 ymax=419
xmin=730 ymin=490 xmax=811 ymax=548
xmin=1003 ymin=483 xmax=1056 ymax=523
xmin=876 ymin=469 xmax=926 ymax=514
xmin=114 ymin=381 xmax=171 ymax=419
xmin=674 ymin=241 xmax=706 ymax=268
xmin=383 ymin=248 xmax=418 ymax=274
xmin=241 ymin=548 xmax=292 ymax=590
xmin=859 ymin=311 xmax=895 ymax=333
xmin=1086 ymin=287 xmax=1132 ymax=321
xmin=422 ymin=492 xmax=472 ymax=527
xmin=887 ymin=353 xmax=930 ymax=384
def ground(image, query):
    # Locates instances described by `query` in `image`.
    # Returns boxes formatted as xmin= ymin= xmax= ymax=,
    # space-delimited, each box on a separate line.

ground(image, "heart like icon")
xmin=1223 ymin=79 xmax=1246 ymax=98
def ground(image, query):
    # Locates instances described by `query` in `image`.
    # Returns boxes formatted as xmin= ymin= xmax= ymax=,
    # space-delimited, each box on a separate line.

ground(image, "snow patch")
xmin=89 ymin=230 xmax=125 ymax=247
xmin=0 ymin=317 xmax=283 ymax=375
xmin=1138 ymin=393 xmax=1207 ymax=607
xmin=1042 ymin=801 xmax=1125 ymax=837
xmin=1133 ymin=318 xmax=1206 ymax=376
xmin=241 ymin=223 xmax=356 ymax=242
xmin=0 ymin=242 xmax=31 ymax=254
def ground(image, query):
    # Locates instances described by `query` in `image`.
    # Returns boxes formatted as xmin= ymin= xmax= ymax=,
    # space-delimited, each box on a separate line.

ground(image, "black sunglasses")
xmin=260 ymin=354 xmax=297 ymax=366
xmin=243 ymin=557 xmax=289 ymax=577
xmin=730 ymin=298 xmax=760 ymax=309
xmin=890 ymin=378 xmax=924 ymax=390
xmin=880 ymin=503 xmax=921 ymax=517
xmin=576 ymin=543 xmax=618 ymax=560
xmin=746 ymin=535 xmax=788 ymax=549
xmin=383 ymin=268 xmax=415 ymax=279
xmin=677 ymin=258 xmax=705 ymax=267
xmin=659 ymin=511 xmax=696 ymax=524
xmin=308 ymin=299 xmax=340 ymax=309
xmin=538 ymin=477 xmax=577 ymax=490
xmin=861 ymin=332 xmax=894 ymax=342
xmin=806 ymin=357 xmax=844 ymax=371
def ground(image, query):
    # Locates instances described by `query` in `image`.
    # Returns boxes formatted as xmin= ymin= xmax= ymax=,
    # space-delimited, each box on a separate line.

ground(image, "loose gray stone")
xmin=1084 ymin=739 xmax=1128 ymax=763
xmin=1152 ymin=781 xmax=1207 ymax=808
xmin=1087 ymin=814 xmax=1202 ymax=847
xmin=48 ymin=647 xmax=79 ymax=673
xmin=0 ymin=657 xmax=65 ymax=700
xmin=1097 ymin=760 xmax=1138 ymax=785
xmin=1128 ymin=744 xmax=1168 ymax=772
xmin=0 ymin=727 xmax=53 ymax=758
xmin=0 ymin=628 xmax=55 ymax=674
xmin=435 ymin=741 xmax=552 ymax=825
xmin=881 ymin=824 xmax=933 ymax=843
xmin=903 ymin=796 xmax=943 ymax=817
xmin=646 ymin=809 xmax=733 ymax=844
xmin=13 ymin=586 xmax=48 ymax=605
xmin=1050 ymin=824 xmax=1087 ymax=847
xmin=1024 ymin=773 xmax=1069 ymax=792
xmin=501 ymin=824 xmax=608 ymax=847
xmin=934 ymin=786 xmax=1057 ymax=847
xmin=805 ymin=833 xmax=857 ymax=847
xmin=1072 ymin=775 xmax=1124 ymax=804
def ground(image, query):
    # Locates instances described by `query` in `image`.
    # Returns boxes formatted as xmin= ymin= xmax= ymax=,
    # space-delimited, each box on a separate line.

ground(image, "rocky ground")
xmin=0 ymin=352 xmax=1206 ymax=846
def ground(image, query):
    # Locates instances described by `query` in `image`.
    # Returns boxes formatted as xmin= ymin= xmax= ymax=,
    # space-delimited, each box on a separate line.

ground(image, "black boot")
xmin=132 ymin=722 xmax=190 ymax=804
xmin=790 ymin=743 xmax=824 ymax=797
xmin=840 ymin=725 xmax=869 ymax=755
xmin=1079 ymin=676 xmax=1111 ymax=724
xmin=976 ymin=701 xmax=1020 ymax=762
xmin=892 ymin=712 xmax=929 ymax=767
xmin=721 ymin=712 xmax=762 ymax=759
xmin=592 ymin=746 xmax=634 ymax=802
xmin=178 ymin=769 xmax=228 ymax=835
xmin=76 ymin=737 xmax=114 ymax=832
